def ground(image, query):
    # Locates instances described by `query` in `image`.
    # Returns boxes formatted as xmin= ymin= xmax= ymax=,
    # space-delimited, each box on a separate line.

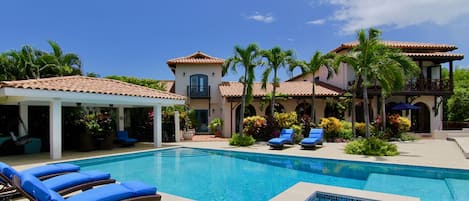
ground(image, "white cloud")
xmin=287 ymin=38 xmax=295 ymax=42
xmin=306 ymin=19 xmax=325 ymax=25
xmin=324 ymin=0 xmax=469 ymax=34
xmin=247 ymin=12 xmax=274 ymax=23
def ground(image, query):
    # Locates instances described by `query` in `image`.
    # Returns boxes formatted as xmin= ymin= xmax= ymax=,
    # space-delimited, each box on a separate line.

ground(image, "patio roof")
xmin=219 ymin=81 xmax=344 ymax=98
xmin=0 ymin=76 xmax=186 ymax=160
xmin=332 ymin=40 xmax=459 ymax=53
xmin=0 ymin=76 xmax=185 ymax=106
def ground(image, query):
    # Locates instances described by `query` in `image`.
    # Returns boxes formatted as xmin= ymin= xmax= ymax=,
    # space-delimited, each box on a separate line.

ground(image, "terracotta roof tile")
xmin=0 ymin=76 xmax=185 ymax=100
xmin=403 ymin=52 xmax=464 ymax=60
xmin=167 ymin=51 xmax=224 ymax=67
xmin=219 ymin=81 xmax=343 ymax=97
xmin=332 ymin=40 xmax=458 ymax=53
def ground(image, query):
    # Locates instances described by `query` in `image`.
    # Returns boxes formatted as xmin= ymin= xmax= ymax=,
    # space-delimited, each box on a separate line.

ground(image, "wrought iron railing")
xmin=187 ymin=85 xmax=210 ymax=98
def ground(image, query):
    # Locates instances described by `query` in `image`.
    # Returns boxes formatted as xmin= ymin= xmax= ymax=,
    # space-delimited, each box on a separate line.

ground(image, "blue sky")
xmin=2 ymin=0 xmax=469 ymax=82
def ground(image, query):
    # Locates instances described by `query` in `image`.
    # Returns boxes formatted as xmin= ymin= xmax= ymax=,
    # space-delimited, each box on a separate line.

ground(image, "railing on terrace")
xmin=348 ymin=79 xmax=452 ymax=93
xmin=187 ymin=85 xmax=210 ymax=98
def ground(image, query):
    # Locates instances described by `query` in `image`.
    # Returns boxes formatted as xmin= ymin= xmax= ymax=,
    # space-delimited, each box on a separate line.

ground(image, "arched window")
xmin=190 ymin=74 xmax=208 ymax=97
xmin=235 ymin=104 xmax=257 ymax=133
xmin=295 ymin=103 xmax=312 ymax=118
xmin=265 ymin=103 xmax=285 ymax=116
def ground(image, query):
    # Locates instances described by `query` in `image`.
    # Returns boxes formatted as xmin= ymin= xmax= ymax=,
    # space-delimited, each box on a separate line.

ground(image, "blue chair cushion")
xmin=20 ymin=174 xmax=54 ymax=201
xmin=268 ymin=138 xmax=290 ymax=145
xmin=121 ymin=181 xmax=157 ymax=196
xmin=66 ymin=181 xmax=155 ymax=201
xmin=308 ymin=128 xmax=324 ymax=139
xmin=301 ymin=137 xmax=321 ymax=145
xmin=21 ymin=163 xmax=80 ymax=178
xmin=43 ymin=170 xmax=110 ymax=191
xmin=0 ymin=162 xmax=20 ymax=179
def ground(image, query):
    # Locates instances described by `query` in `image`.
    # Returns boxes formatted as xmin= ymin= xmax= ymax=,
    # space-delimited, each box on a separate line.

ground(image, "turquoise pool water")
xmin=70 ymin=148 xmax=469 ymax=201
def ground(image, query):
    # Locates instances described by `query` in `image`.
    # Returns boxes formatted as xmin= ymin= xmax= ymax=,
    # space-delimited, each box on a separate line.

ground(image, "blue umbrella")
xmin=391 ymin=103 xmax=420 ymax=110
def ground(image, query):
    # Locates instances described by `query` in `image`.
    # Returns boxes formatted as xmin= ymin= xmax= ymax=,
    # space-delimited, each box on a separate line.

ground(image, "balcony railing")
xmin=187 ymin=85 xmax=210 ymax=98
xmin=404 ymin=79 xmax=452 ymax=91
xmin=348 ymin=79 xmax=452 ymax=93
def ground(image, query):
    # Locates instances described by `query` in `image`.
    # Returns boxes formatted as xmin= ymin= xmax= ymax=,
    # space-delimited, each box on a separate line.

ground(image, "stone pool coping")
xmin=270 ymin=182 xmax=420 ymax=201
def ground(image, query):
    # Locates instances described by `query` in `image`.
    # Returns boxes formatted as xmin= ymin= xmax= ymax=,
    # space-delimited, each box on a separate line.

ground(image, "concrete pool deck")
xmin=2 ymin=138 xmax=469 ymax=201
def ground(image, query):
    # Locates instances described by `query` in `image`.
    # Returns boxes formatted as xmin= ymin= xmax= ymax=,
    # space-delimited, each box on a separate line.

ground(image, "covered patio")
xmin=0 ymin=76 xmax=185 ymax=160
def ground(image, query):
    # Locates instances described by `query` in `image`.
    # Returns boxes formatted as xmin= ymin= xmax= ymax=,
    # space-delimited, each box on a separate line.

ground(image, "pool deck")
xmin=3 ymin=138 xmax=469 ymax=201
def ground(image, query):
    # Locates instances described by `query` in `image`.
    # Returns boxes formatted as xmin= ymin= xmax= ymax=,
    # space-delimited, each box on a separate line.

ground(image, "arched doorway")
xmin=355 ymin=102 xmax=374 ymax=123
xmin=235 ymin=104 xmax=256 ymax=133
xmin=264 ymin=103 xmax=285 ymax=116
xmin=295 ymin=103 xmax=312 ymax=118
xmin=324 ymin=102 xmax=344 ymax=120
xmin=411 ymin=102 xmax=430 ymax=133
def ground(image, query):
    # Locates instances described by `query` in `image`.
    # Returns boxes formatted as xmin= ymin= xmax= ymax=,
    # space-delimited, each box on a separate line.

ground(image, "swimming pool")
xmin=69 ymin=148 xmax=469 ymax=201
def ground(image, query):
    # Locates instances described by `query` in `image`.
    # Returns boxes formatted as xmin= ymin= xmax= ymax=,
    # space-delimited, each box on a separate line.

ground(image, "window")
xmin=190 ymin=74 xmax=208 ymax=97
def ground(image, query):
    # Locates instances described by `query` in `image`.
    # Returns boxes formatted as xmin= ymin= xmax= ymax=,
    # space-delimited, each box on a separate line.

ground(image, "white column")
xmin=153 ymin=104 xmax=162 ymax=147
xmin=49 ymin=99 xmax=62 ymax=160
xmin=19 ymin=103 xmax=28 ymax=137
xmin=174 ymin=111 xmax=180 ymax=142
xmin=118 ymin=106 xmax=125 ymax=131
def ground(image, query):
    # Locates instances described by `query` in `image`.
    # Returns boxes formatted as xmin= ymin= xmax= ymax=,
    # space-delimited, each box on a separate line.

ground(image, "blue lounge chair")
xmin=300 ymin=128 xmax=324 ymax=149
xmin=268 ymin=128 xmax=294 ymax=149
xmin=0 ymin=162 xmax=79 ymax=181
xmin=1 ymin=162 xmax=115 ymax=196
xmin=116 ymin=131 xmax=138 ymax=146
xmin=14 ymin=173 xmax=161 ymax=201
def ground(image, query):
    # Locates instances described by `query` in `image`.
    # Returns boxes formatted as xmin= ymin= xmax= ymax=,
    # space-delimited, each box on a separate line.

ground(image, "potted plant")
xmin=208 ymin=118 xmax=224 ymax=137
xmin=80 ymin=112 xmax=114 ymax=150
xmin=183 ymin=109 xmax=196 ymax=140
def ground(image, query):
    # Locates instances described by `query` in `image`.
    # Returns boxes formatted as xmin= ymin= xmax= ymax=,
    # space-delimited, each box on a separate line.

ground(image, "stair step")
xmin=364 ymin=173 xmax=452 ymax=201
xmin=445 ymin=178 xmax=469 ymax=201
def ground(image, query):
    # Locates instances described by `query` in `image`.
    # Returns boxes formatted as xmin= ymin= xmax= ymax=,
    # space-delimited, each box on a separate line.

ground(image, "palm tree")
xmin=44 ymin=40 xmax=82 ymax=76
xmin=290 ymin=51 xmax=337 ymax=124
xmin=260 ymin=47 xmax=295 ymax=118
xmin=335 ymin=28 xmax=420 ymax=137
xmin=374 ymin=47 xmax=420 ymax=130
xmin=222 ymin=43 xmax=262 ymax=135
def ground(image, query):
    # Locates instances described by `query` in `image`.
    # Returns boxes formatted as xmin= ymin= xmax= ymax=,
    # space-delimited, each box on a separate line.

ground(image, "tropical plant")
xmin=0 ymin=41 xmax=82 ymax=80
xmin=223 ymin=44 xmax=262 ymax=135
xmin=334 ymin=28 xmax=419 ymax=138
xmin=318 ymin=117 xmax=342 ymax=140
xmin=261 ymin=47 xmax=295 ymax=118
xmin=208 ymin=118 xmax=224 ymax=136
xmin=79 ymin=112 xmax=114 ymax=137
xmin=345 ymin=137 xmax=399 ymax=156
xmin=105 ymin=75 xmax=167 ymax=91
xmin=229 ymin=133 xmax=256 ymax=146
xmin=242 ymin=116 xmax=266 ymax=138
xmin=290 ymin=51 xmax=337 ymax=124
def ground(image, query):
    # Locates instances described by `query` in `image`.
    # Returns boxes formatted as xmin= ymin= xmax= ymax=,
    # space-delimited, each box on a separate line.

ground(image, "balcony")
xmin=349 ymin=79 xmax=453 ymax=96
xmin=187 ymin=85 xmax=211 ymax=99
xmin=404 ymin=79 xmax=452 ymax=92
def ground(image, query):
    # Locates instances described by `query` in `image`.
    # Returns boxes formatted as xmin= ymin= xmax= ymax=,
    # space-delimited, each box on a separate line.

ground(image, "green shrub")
xmin=400 ymin=133 xmax=420 ymax=141
xmin=338 ymin=128 xmax=354 ymax=140
xmin=345 ymin=137 xmax=399 ymax=156
xmin=274 ymin=112 xmax=298 ymax=128
xmin=319 ymin=117 xmax=342 ymax=140
xmin=229 ymin=133 xmax=255 ymax=146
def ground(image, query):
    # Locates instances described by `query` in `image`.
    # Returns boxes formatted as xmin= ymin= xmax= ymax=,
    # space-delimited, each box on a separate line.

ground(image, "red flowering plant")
xmin=243 ymin=116 xmax=266 ymax=138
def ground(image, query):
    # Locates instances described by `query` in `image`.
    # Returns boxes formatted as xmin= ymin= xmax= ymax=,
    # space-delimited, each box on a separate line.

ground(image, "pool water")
xmin=70 ymin=148 xmax=469 ymax=201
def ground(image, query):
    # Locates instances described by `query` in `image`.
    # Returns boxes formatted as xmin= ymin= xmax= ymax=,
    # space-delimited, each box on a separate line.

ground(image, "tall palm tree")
xmin=222 ymin=43 xmax=262 ymax=135
xmin=374 ymin=47 xmax=420 ymax=130
xmin=45 ymin=40 xmax=82 ymax=76
xmin=335 ymin=28 xmax=419 ymax=138
xmin=261 ymin=47 xmax=295 ymax=118
xmin=290 ymin=51 xmax=337 ymax=124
